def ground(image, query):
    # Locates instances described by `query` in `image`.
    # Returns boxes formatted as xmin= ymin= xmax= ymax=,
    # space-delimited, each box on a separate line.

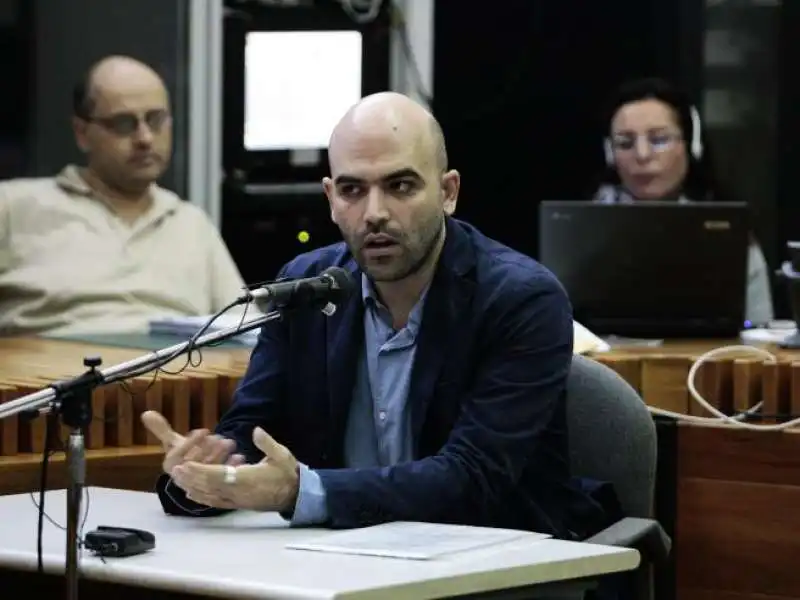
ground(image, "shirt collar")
xmin=361 ymin=273 xmax=376 ymax=304
xmin=361 ymin=273 xmax=430 ymax=330
xmin=55 ymin=164 xmax=180 ymax=223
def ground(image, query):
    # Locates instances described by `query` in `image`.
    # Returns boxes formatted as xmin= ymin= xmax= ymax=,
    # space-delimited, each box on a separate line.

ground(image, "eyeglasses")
xmin=86 ymin=109 xmax=171 ymax=136
xmin=610 ymin=132 xmax=682 ymax=153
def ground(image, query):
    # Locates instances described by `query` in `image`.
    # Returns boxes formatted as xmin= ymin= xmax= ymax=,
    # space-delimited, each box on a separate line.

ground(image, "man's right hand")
xmin=141 ymin=410 xmax=245 ymax=475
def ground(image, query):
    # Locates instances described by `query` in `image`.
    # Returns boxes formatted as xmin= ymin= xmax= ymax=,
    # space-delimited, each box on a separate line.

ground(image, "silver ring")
xmin=223 ymin=465 xmax=237 ymax=484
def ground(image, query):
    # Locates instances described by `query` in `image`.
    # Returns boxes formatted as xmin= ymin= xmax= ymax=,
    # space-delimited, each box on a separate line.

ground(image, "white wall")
xmin=389 ymin=0 xmax=434 ymax=107
xmin=187 ymin=0 xmax=223 ymax=226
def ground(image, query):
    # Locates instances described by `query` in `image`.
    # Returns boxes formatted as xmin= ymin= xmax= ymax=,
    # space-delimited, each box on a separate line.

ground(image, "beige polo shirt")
xmin=0 ymin=166 xmax=246 ymax=336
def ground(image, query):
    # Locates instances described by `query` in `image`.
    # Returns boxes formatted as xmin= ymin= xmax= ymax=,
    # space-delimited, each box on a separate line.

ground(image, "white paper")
xmin=148 ymin=312 xmax=263 ymax=347
xmin=573 ymin=320 xmax=611 ymax=354
xmin=285 ymin=521 xmax=547 ymax=560
xmin=740 ymin=327 xmax=794 ymax=344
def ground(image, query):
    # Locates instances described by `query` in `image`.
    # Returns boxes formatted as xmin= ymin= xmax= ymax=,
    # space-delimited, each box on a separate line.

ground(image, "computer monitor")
xmin=538 ymin=201 xmax=750 ymax=338
xmin=221 ymin=3 xmax=391 ymax=184
xmin=244 ymin=30 xmax=363 ymax=151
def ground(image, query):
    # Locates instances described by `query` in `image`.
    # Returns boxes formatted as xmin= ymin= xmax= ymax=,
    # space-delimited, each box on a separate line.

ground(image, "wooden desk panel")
xmin=593 ymin=340 xmax=800 ymax=418
xmin=592 ymin=342 xmax=800 ymax=600
xmin=0 ymin=447 xmax=162 ymax=496
xmin=0 ymin=336 xmax=250 ymax=496
xmin=674 ymin=425 xmax=800 ymax=600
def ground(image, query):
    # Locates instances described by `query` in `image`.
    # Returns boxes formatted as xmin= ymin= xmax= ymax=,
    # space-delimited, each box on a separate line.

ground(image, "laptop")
xmin=538 ymin=201 xmax=750 ymax=338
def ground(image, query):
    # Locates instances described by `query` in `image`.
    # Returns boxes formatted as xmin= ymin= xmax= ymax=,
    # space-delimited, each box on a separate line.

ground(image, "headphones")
xmin=604 ymin=105 xmax=703 ymax=166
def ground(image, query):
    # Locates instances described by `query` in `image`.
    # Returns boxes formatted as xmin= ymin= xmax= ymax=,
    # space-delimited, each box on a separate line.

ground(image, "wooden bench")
xmin=0 ymin=336 xmax=250 ymax=495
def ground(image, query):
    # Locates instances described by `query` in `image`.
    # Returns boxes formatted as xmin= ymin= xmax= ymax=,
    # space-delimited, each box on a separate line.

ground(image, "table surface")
xmin=0 ymin=487 xmax=639 ymax=600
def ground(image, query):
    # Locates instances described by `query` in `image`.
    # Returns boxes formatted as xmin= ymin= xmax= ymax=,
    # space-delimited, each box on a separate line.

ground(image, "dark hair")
xmin=72 ymin=68 xmax=96 ymax=120
xmin=596 ymin=77 xmax=731 ymax=203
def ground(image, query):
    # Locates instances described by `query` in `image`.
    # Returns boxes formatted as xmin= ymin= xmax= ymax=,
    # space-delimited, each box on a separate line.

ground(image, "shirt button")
xmin=378 ymin=411 xmax=387 ymax=422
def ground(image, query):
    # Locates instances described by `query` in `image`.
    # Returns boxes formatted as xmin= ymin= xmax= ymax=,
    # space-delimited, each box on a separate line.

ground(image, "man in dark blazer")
xmin=142 ymin=92 xmax=613 ymax=541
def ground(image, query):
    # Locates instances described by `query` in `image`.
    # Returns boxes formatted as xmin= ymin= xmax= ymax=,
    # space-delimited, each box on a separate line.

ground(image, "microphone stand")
xmin=0 ymin=307 xmax=297 ymax=600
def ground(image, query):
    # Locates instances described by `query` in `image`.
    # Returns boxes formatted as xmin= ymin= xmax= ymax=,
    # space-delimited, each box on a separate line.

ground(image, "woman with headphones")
xmin=593 ymin=77 xmax=774 ymax=325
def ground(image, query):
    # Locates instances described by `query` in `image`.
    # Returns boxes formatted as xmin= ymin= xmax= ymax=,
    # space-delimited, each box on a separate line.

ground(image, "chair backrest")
xmin=566 ymin=354 xmax=657 ymax=519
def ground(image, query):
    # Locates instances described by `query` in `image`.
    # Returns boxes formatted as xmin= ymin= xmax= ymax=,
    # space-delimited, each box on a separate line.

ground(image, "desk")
xmin=0 ymin=487 xmax=639 ymax=600
xmin=588 ymin=342 xmax=800 ymax=600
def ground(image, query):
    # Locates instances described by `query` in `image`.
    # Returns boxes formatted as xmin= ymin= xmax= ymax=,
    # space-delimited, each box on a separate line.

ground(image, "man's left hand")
xmin=171 ymin=427 xmax=299 ymax=512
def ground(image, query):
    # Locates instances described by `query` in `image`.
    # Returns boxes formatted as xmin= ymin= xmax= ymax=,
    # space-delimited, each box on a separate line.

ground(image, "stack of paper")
xmin=149 ymin=312 xmax=261 ymax=347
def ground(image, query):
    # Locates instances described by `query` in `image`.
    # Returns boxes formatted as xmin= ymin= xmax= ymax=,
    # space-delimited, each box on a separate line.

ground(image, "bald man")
xmin=0 ymin=55 xmax=245 ymax=336
xmin=147 ymin=92 xmax=615 ymax=548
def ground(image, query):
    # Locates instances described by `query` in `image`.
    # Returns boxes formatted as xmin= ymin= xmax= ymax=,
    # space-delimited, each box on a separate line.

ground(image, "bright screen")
xmin=244 ymin=30 xmax=363 ymax=151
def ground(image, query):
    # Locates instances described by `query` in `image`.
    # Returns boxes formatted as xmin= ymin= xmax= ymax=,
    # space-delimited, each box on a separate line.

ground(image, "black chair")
xmin=567 ymin=354 xmax=672 ymax=600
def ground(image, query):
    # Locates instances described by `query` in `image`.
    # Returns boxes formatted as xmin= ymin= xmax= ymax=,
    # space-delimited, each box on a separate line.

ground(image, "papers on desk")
xmin=603 ymin=335 xmax=664 ymax=348
xmin=740 ymin=326 xmax=795 ymax=344
xmin=148 ymin=312 xmax=262 ymax=347
xmin=285 ymin=521 xmax=547 ymax=560
xmin=573 ymin=321 xmax=611 ymax=354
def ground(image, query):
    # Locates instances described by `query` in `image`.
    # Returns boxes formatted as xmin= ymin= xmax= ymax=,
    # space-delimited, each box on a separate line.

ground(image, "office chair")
xmin=566 ymin=354 xmax=672 ymax=600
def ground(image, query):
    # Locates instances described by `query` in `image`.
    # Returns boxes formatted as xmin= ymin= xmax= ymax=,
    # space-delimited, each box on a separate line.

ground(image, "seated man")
xmin=0 ymin=55 xmax=245 ymax=336
xmin=143 ymin=92 xmax=616 ymax=541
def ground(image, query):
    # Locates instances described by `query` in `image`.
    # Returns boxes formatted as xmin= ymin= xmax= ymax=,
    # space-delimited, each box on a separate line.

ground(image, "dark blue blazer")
xmin=157 ymin=218 xmax=613 ymax=539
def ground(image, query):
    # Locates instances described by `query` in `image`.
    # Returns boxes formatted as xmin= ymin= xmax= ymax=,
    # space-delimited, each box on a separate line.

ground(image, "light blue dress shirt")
xmin=290 ymin=274 xmax=428 ymax=525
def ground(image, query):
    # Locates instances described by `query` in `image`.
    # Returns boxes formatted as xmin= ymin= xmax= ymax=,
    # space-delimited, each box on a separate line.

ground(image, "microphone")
xmin=238 ymin=267 xmax=355 ymax=310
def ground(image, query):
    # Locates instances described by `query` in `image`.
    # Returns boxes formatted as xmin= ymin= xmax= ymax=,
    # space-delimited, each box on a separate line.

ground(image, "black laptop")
xmin=538 ymin=201 xmax=750 ymax=338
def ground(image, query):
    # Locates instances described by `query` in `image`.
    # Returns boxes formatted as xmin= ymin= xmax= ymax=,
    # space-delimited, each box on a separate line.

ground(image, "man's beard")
xmin=349 ymin=215 xmax=445 ymax=283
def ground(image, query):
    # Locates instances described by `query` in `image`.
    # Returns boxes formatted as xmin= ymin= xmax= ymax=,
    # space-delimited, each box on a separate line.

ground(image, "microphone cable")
xmin=29 ymin=414 xmax=91 ymax=574
xmin=29 ymin=296 xmax=258 ymax=573
xmin=104 ymin=296 xmax=254 ymax=386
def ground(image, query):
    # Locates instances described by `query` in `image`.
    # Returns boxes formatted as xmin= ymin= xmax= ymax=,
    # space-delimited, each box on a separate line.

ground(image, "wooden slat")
xmin=189 ymin=373 xmax=219 ymax=432
xmin=87 ymin=386 xmax=106 ymax=450
xmin=692 ymin=357 xmax=732 ymax=417
xmin=733 ymin=358 xmax=762 ymax=414
xmin=3 ymin=378 xmax=48 ymax=454
xmin=641 ymin=356 xmax=691 ymax=413
xmin=761 ymin=361 xmax=791 ymax=424
xmin=159 ymin=375 xmax=191 ymax=436
xmin=0 ymin=385 xmax=18 ymax=456
xmin=594 ymin=355 xmax=642 ymax=393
